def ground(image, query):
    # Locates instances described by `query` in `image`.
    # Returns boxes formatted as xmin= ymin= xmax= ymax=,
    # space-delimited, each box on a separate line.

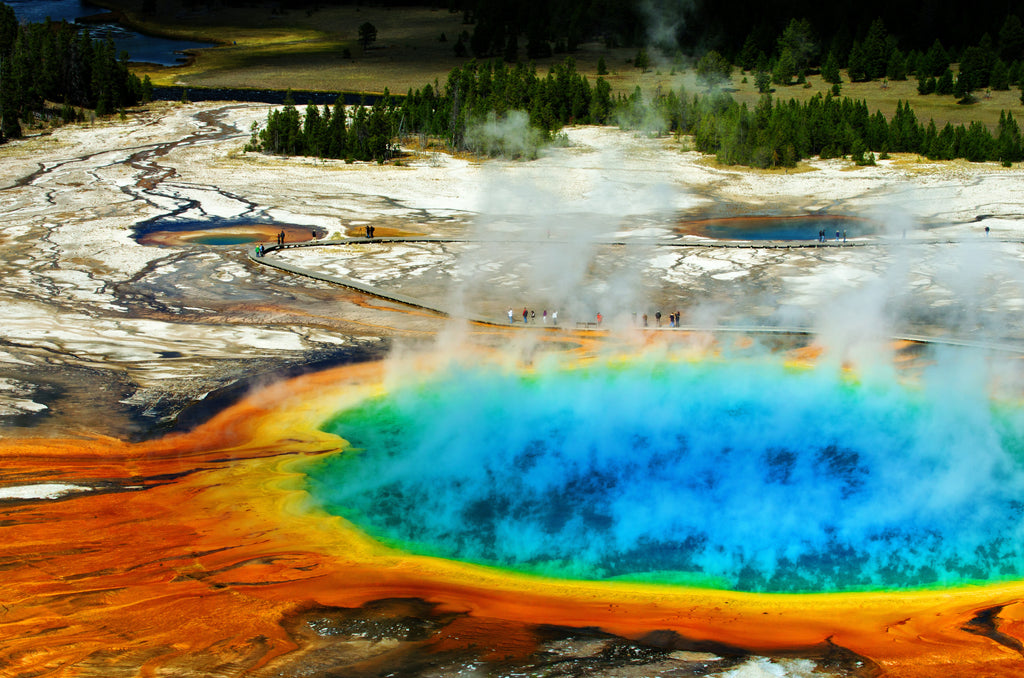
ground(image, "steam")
xmin=638 ymin=0 xmax=692 ymax=52
xmin=464 ymin=111 xmax=544 ymax=159
xmin=309 ymin=350 xmax=1024 ymax=592
xmin=441 ymin=140 xmax=677 ymax=332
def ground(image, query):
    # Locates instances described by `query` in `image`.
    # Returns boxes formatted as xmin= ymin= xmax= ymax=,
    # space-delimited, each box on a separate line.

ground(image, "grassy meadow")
xmin=98 ymin=1 xmax=1022 ymax=132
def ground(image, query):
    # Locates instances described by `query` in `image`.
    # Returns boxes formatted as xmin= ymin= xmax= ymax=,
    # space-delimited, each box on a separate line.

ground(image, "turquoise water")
xmin=306 ymin=355 xmax=1024 ymax=592
xmin=682 ymin=217 xmax=871 ymax=241
xmin=190 ymin=234 xmax=261 ymax=246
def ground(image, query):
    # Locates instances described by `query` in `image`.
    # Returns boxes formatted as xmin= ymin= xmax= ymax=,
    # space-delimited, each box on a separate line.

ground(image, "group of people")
xmin=253 ymin=229 xmax=291 ymax=257
xmin=636 ymin=311 xmax=683 ymax=328
xmin=364 ymin=225 xmax=376 ymax=238
xmin=504 ymin=309 xmax=692 ymax=329
xmin=817 ymin=228 xmax=847 ymax=243
xmin=510 ymin=308 xmax=557 ymax=325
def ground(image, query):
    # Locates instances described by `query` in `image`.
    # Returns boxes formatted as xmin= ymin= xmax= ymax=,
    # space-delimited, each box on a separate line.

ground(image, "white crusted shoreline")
xmin=0 ymin=101 xmax=1023 ymax=432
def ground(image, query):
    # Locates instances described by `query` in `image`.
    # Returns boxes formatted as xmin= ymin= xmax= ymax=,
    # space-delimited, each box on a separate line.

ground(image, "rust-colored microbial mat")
xmin=3 ymin=348 xmax=1024 ymax=677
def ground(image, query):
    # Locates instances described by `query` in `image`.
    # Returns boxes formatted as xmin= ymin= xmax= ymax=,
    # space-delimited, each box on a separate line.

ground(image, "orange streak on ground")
xmin=1 ymin=353 xmax=1024 ymax=675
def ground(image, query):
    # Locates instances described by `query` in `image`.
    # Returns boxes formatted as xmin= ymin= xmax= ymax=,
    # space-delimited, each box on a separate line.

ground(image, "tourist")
xmin=543 ymin=310 xmax=548 ymax=324
xmin=596 ymin=312 xmax=602 ymax=326
xmin=523 ymin=307 xmax=528 ymax=323
xmin=508 ymin=308 xmax=514 ymax=323
xmin=642 ymin=313 xmax=648 ymax=327
xmin=531 ymin=310 xmax=536 ymax=323
xmin=655 ymin=311 xmax=661 ymax=326
xmin=552 ymin=310 xmax=558 ymax=325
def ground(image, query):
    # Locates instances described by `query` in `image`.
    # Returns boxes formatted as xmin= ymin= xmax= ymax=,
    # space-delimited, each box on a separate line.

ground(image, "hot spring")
xmin=306 ymin=351 xmax=1024 ymax=594
xmin=678 ymin=215 xmax=872 ymax=241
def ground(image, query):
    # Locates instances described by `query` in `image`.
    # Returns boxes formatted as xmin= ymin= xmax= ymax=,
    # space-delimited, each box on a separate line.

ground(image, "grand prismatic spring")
xmin=4 ymin=101 xmax=1024 ymax=677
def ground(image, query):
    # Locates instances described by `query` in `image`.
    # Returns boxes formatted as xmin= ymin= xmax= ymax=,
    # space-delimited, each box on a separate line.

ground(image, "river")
xmin=6 ymin=0 xmax=215 ymax=66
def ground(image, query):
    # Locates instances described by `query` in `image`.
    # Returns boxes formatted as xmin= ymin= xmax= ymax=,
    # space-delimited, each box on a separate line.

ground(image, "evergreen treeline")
xmin=693 ymin=1 xmax=1020 ymax=64
xmin=401 ymin=59 xmax=612 ymax=146
xmin=622 ymin=88 xmax=1024 ymax=168
xmin=733 ymin=14 xmax=1024 ymax=102
xmin=249 ymin=56 xmax=1023 ymax=168
xmin=247 ymin=59 xmax=613 ymax=161
xmin=0 ymin=2 xmax=150 ymax=143
xmin=245 ymin=93 xmax=396 ymax=162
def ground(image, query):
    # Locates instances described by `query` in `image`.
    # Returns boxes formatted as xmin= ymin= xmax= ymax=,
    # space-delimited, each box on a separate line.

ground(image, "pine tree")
xmin=962 ymin=120 xmax=994 ymax=161
xmin=923 ymin=40 xmax=950 ymax=77
xmin=634 ymin=48 xmax=650 ymax=73
xmin=822 ymin=51 xmax=842 ymax=84
xmin=590 ymin=77 xmax=611 ymax=123
xmin=862 ymin=18 xmax=890 ymax=80
xmin=990 ymin=59 xmax=1010 ymax=90
xmin=936 ymin=69 xmax=955 ymax=95
xmin=772 ymin=49 xmax=796 ymax=85
xmin=696 ymin=50 xmax=732 ymax=89
xmin=0 ymin=54 xmax=20 ymax=140
xmin=326 ymin=97 xmax=348 ymax=158
xmin=996 ymin=110 xmax=1023 ymax=165
xmin=776 ymin=18 xmax=817 ymax=75
xmin=917 ymin=72 xmax=935 ymax=94
xmin=302 ymin=102 xmax=322 ymax=157
xmin=358 ymin=22 xmax=377 ymax=51
xmin=886 ymin=49 xmax=907 ymax=80
xmin=847 ymin=41 xmax=868 ymax=82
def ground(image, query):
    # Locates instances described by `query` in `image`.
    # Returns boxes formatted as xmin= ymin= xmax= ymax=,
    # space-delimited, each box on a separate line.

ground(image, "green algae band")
xmin=306 ymin=355 xmax=1024 ymax=593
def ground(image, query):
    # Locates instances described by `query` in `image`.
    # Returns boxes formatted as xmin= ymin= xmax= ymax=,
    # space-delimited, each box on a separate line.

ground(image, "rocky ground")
xmin=1 ymin=101 xmax=1022 ymax=440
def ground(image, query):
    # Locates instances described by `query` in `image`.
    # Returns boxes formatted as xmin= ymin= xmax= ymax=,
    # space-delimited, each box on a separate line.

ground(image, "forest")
xmin=248 ymin=59 xmax=612 ymax=160
xmin=243 ymin=0 xmax=1024 ymax=168
xmin=3 ymin=0 xmax=1023 ymax=168
xmin=0 ymin=3 xmax=150 ymax=143
xmin=249 ymin=54 xmax=1023 ymax=168
xmin=153 ymin=0 xmax=1016 ymax=64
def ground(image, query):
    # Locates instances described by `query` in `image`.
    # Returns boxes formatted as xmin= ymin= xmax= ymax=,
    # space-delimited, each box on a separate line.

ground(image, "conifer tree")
xmin=997 ymin=110 xmax=1023 ymax=164
xmin=821 ymin=51 xmax=842 ymax=84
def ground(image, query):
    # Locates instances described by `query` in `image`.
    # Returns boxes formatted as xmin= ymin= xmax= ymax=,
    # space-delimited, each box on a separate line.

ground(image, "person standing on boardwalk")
xmin=523 ymin=308 xmax=528 ymax=323
xmin=508 ymin=308 xmax=514 ymax=323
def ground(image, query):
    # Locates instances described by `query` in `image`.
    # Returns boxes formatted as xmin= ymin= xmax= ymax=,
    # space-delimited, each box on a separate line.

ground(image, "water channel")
xmin=6 ymin=0 xmax=215 ymax=66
